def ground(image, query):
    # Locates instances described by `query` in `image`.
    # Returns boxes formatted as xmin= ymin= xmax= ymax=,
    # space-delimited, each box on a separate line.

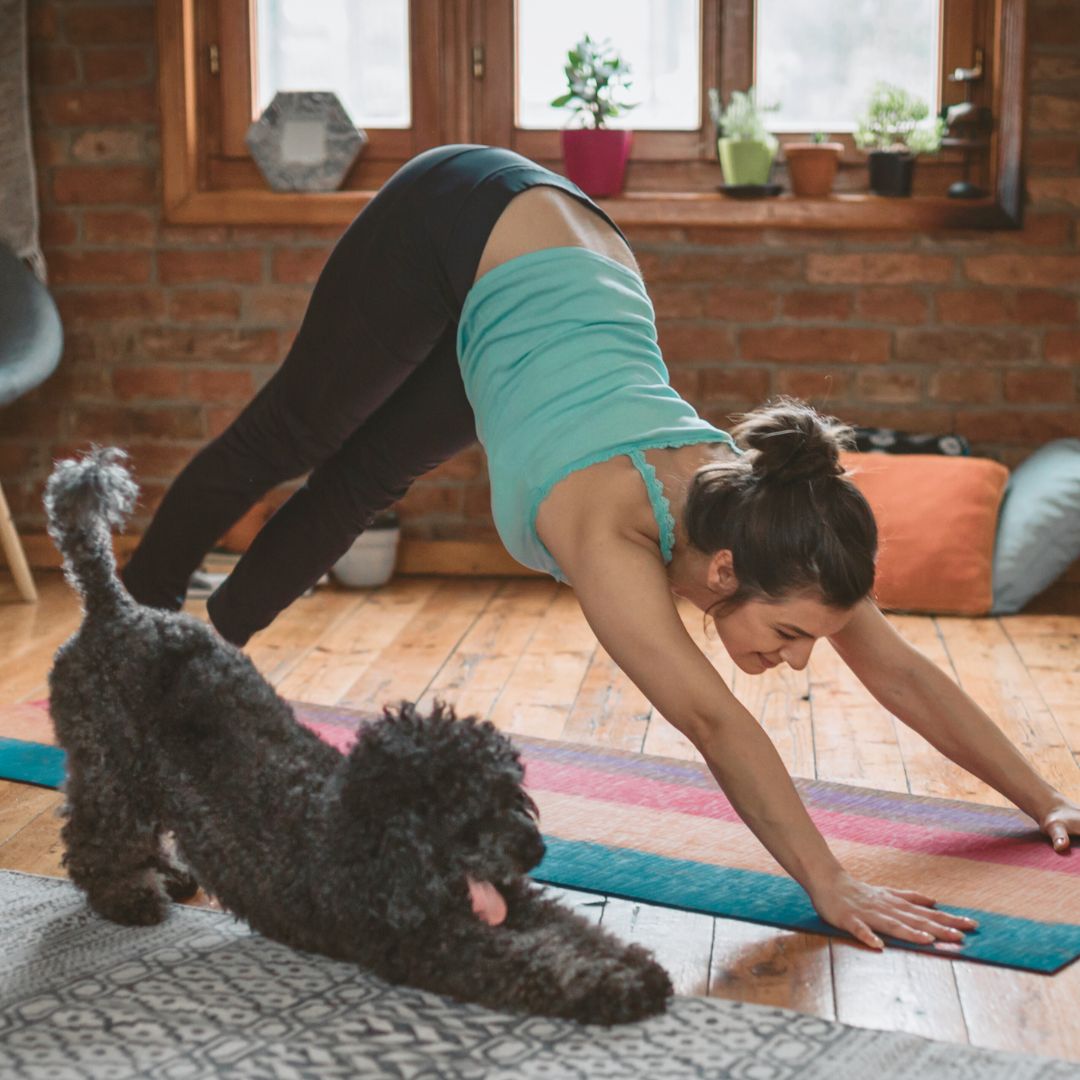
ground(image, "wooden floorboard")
xmin=0 ymin=572 xmax=1077 ymax=1063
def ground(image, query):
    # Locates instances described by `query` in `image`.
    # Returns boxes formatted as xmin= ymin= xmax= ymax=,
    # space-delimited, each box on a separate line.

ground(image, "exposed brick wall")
xmin=4 ymin=0 xmax=1078 ymax=547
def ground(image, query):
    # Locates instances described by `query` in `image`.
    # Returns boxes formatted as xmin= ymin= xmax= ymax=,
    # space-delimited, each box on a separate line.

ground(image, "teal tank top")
xmin=456 ymin=247 xmax=736 ymax=584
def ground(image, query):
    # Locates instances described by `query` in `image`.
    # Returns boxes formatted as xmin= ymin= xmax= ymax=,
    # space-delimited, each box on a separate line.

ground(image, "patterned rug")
xmin=2 ymin=698 xmax=1079 ymax=973
xmin=1 ymin=870 xmax=1075 ymax=1080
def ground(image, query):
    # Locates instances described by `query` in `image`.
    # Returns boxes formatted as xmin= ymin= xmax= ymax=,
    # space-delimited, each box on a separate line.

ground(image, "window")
xmin=159 ymin=0 xmax=1026 ymax=228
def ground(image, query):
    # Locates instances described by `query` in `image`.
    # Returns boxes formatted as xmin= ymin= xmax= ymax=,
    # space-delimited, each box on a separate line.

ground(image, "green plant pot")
xmin=717 ymin=137 xmax=776 ymax=186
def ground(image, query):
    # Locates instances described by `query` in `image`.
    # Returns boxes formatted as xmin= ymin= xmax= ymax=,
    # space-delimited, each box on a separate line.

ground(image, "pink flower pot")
xmin=560 ymin=128 xmax=633 ymax=197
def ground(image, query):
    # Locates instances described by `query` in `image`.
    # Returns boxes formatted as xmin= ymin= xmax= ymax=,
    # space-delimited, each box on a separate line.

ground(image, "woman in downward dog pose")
xmin=122 ymin=144 xmax=1080 ymax=943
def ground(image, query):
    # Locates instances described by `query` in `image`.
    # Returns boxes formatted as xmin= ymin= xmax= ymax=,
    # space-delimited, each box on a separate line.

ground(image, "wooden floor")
xmin=2 ymin=570 xmax=1079 ymax=1063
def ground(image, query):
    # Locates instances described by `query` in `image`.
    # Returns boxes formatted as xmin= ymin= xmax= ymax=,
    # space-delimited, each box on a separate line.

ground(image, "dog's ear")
xmin=366 ymin=818 xmax=458 ymax=932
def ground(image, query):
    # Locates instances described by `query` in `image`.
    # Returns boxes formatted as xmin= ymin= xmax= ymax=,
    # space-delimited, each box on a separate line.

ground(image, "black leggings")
xmin=121 ymin=145 xmax=626 ymax=645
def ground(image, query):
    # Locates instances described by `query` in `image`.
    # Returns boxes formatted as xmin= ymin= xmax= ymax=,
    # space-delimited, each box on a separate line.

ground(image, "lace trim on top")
xmin=627 ymin=449 xmax=677 ymax=564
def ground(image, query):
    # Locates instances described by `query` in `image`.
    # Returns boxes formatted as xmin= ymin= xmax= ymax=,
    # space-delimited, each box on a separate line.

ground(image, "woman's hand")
xmin=810 ymin=870 xmax=978 ymax=950
xmin=1040 ymin=797 xmax=1080 ymax=853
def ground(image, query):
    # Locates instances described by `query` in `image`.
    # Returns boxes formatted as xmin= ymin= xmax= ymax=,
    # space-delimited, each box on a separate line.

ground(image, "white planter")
xmin=331 ymin=527 xmax=400 ymax=588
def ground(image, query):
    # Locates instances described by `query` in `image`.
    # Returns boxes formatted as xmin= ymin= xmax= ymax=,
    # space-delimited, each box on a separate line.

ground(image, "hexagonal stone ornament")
xmin=246 ymin=91 xmax=367 ymax=192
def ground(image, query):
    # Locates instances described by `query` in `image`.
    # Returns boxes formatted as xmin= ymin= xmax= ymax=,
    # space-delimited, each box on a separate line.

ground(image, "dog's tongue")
xmin=467 ymin=877 xmax=507 ymax=926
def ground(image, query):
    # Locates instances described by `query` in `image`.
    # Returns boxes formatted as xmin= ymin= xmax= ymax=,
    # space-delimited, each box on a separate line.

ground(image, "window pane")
xmin=755 ymin=0 xmax=940 ymax=133
xmin=255 ymin=0 xmax=410 ymax=128
xmin=517 ymin=0 xmax=701 ymax=130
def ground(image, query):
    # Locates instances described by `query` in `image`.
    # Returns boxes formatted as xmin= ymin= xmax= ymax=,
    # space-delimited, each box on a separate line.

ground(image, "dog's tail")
xmin=44 ymin=446 xmax=139 ymax=615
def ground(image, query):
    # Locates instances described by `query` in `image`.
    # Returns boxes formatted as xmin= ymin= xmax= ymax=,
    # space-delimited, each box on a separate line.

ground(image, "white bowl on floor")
xmin=331 ymin=527 xmax=401 ymax=588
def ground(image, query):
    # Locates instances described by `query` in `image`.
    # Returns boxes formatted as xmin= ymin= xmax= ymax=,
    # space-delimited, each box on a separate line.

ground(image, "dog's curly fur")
xmin=44 ymin=448 xmax=673 ymax=1025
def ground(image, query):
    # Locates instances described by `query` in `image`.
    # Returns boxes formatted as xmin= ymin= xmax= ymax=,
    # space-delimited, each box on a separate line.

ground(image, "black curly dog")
xmin=44 ymin=448 xmax=672 ymax=1025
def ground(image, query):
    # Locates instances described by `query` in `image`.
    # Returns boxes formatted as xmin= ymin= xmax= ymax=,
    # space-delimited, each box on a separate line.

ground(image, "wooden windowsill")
xmin=165 ymin=188 xmax=1017 ymax=230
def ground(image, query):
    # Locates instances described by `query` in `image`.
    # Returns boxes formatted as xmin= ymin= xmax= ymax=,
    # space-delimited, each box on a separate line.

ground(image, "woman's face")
xmin=712 ymin=593 xmax=857 ymax=675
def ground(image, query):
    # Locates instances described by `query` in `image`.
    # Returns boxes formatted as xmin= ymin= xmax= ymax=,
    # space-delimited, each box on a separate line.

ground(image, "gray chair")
xmin=0 ymin=242 xmax=63 ymax=602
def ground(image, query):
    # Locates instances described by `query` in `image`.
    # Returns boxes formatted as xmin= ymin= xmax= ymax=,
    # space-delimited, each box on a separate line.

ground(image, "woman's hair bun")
xmin=731 ymin=397 xmax=853 ymax=485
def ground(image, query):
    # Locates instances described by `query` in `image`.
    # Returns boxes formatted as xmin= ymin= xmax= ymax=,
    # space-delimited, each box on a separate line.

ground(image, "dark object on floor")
xmin=43 ymin=448 xmax=672 ymax=1026
xmin=853 ymin=426 xmax=970 ymax=457
xmin=717 ymin=183 xmax=783 ymax=198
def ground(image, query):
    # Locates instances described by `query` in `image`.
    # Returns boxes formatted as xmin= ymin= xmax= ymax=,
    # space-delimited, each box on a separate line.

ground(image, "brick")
xmin=53 ymin=165 xmax=156 ymax=205
xmin=64 ymin=6 xmax=156 ymax=43
xmin=37 ymin=87 xmax=156 ymax=126
xmin=49 ymin=250 xmax=151 ymax=285
xmin=1028 ymin=139 xmax=1080 ymax=171
xmin=243 ymin=287 xmax=311 ymax=326
xmin=1027 ymin=177 xmax=1080 ymax=209
xmin=699 ymin=369 xmax=771 ymax=402
xmin=842 ymin=405 xmax=955 ymax=434
xmin=964 ymin=255 xmax=1080 ymax=286
xmin=159 ymin=224 xmax=230 ymax=245
xmin=48 ymin=362 xmax=112 ymax=398
xmin=1003 ymin=369 xmax=1076 ymax=404
xmin=270 ymin=248 xmax=331 ymax=285
xmin=854 ymin=287 xmax=928 ymax=325
xmin=644 ymin=252 xmax=803 ymax=284
xmin=953 ymin=409 xmax=1080 ymax=443
xmin=33 ymin=131 xmax=67 ymax=169
xmin=72 ymin=406 xmax=205 ymax=441
xmin=1030 ymin=94 xmax=1080 ymax=133
xmin=935 ymin=289 xmax=1009 ymax=325
xmin=619 ymin=226 xmax=688 ymax=247
xmin=40 ymin=210 xmax=78 ymax=247
xmin=774 ymin=369 xmax=853 ymax=402
xmin=158 ymin=249 xmax=264 ymax=285
xmin=1031 ymin=4 xmax=1080 ymax=44
xmin=206 ymin=407 xmax=242 ymax=440
xmin=71 ymin=129 xmax=143 ymax=164
xmin=856 ymin=370 xmax=922 ymax=404
xmin=112 ymin=366 xmax=187 ymax=402
xmin=83 ymin=46 xmax=151 ymax=84
xmin=1045 ymin=330 xmax=1080 ymax=365
xmin=703 ymin=286 xmax=777 ymax=321
xmin=806 ymin=254 xmax=953 ymax=285
xmin=681 ymin=227 xmax=769 ymax=247
xmin=1010 ymin=214 xmax=1074 ymax=247
xmin=169 ymin=288 xmax=243 ymax=323
xmin=1030 ymin=54 xmax=1080 ymax=81
xmin=137 ymin=328 xmax=281 ymax=365
xmin=83 ymin=209 xmax=156 ymax=245
xmin=0 ymin=443 xmax=37 ymax=476
xmin=55 ymin=287 xmax=165 ymax=323
xmin=739 ymin=327 xmax=890 ymax=364
xmin=424 ymin=447 xmax=484 ymax=483
xmin=186 ymin=370 xmax=256 ymax=404
xmin=781 ymin=290 xmax=853 ymax=321
xmin=28 ymin=3 xmax=59 ymax=40
xmin=928 ymin=369 xmax=1001 ymax=404
xmin=656 ymin=322 xmax=735 ymax=363
xmin=397 ymin=484 xmax=465 ymax=518
xmin=1014 ymin=290 xmax=1078 ymax=325
xmin=648 ymin=284 xmax=705 ymax=319
xmin=895 ymin=329 xmax=1037 ymax=365
xmin=126 ymin=443 xmax=200 ymax=479
xmin=29 ymin=44 xmax=78 ymax=85
xmin=668 ymin=368 xmax=701 ymax=399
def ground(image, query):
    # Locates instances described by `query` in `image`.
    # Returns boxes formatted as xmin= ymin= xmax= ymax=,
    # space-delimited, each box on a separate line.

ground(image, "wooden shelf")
xmin=165 ymin=187 xmax=1015 ymax=231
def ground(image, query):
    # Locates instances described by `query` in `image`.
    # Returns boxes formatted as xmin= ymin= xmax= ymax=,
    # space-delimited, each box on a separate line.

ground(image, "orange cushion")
xmin=839 ymin=452 xmax=1009 ymax=616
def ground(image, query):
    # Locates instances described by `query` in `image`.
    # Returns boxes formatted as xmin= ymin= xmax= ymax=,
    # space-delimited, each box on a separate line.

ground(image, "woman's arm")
xmin=552 ymin=529 xmax=975 ymax=948
xmin=829 ymin=599 xmax=1080 ymax=850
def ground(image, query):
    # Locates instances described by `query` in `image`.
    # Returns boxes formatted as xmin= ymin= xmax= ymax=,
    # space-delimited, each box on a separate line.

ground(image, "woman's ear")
xmin=707 ymin=549 xmax=738 ymax=597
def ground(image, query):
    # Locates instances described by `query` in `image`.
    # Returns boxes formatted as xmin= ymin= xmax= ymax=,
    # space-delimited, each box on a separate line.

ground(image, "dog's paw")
xmin=565 ymin=949 xmax=673 ymax=1026
xmin=89 ymin=884 xmax=169 ymax=927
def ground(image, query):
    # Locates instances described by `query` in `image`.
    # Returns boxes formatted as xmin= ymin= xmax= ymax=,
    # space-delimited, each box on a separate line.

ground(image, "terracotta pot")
xmin=717 ymin=137 xmax=777 ymax=186
xmin=783 ymin=141 xmax=843 ymax=197
xmin=561 ymin=128 xmax=633 ymax=197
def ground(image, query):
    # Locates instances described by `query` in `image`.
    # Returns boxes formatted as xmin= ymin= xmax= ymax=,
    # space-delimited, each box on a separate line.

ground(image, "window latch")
xmin=472 ymin=44 xmax=485 ymax=80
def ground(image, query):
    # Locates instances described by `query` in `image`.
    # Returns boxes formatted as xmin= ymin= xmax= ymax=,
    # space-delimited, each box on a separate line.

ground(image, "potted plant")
xmin=708 ymin=87 xmax=779 ymax=187
xmin=854 ymin=83 xmax=945 ymax=197
xmin=551 ymin=34 xmax=637 ymax=197
xmin=783 ymin=131 xmax=845 ymax=197
xmin=331 ymin=509 xmax=401 ymax=588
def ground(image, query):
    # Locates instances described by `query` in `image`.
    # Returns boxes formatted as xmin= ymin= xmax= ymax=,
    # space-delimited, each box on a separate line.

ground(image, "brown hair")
xmin=684 ymin=397 xmax=877 ymax=617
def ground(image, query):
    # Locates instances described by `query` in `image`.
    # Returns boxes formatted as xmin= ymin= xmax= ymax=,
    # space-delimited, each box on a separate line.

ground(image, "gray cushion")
xmin=0 ymin=242 xmax=62 ymax=407
xmin=991 ymin=438 xmax=1080 ymax=614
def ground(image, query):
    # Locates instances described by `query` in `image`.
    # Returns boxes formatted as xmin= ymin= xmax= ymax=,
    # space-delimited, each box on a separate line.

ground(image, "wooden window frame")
xmin=159 ymin=0 xmax=1027 ymax=229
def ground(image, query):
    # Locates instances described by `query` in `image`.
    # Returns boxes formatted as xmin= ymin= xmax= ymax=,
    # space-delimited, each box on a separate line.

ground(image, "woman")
xmin=122 ymin=144 xmax=1079 ymax=948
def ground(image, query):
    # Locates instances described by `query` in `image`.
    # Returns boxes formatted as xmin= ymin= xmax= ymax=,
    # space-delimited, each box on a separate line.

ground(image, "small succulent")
xmin=551 ymin=34 xmax=637 ymax=130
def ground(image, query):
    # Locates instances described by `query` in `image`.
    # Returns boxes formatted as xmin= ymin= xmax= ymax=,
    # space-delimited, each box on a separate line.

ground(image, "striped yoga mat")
xmin=2 ymin=698 xmax=1078 ymax=973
